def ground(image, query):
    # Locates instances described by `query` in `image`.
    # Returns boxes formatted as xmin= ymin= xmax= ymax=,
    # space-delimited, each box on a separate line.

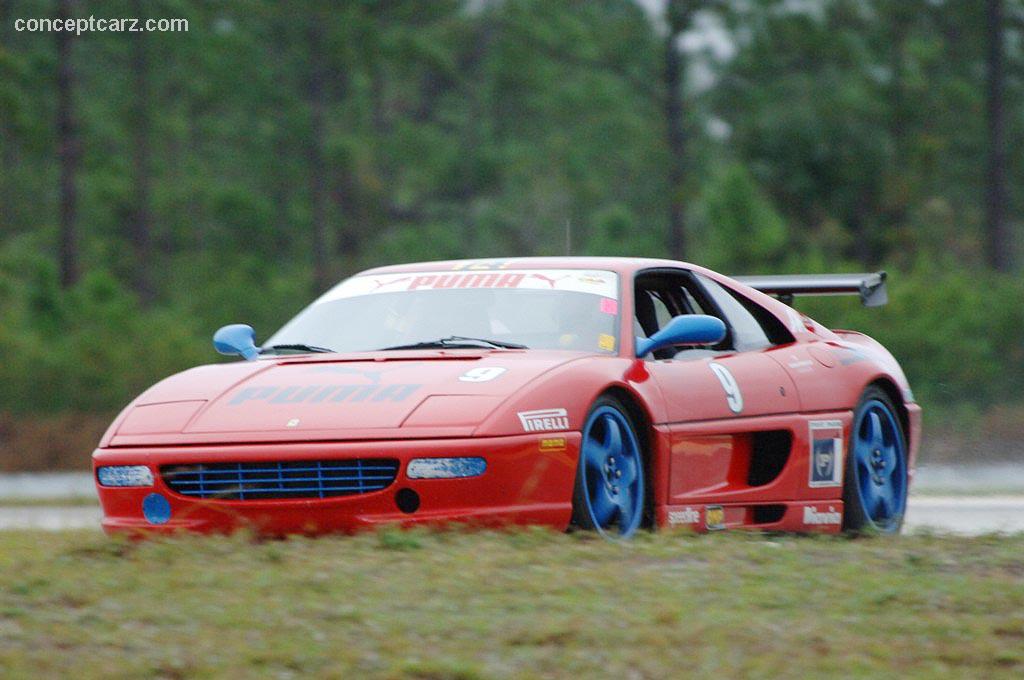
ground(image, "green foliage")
xmin=698 ymin=163 xmax=789 ymax=272
xmin=802 ymin=263 xmax=1024 ymax=410
xmin=0 ymin=0 xmax=1021 ymax=423
xmin=0 ymin=246 xmax=208 ymax=412
xmin=584 ymin=204 xmax=663 ymax=257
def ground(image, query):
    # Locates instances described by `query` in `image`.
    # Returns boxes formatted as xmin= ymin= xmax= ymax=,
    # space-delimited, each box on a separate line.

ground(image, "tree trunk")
xmin=664 ymin=7 xmax=687 ymax=261
xmin=129 ymin=0 xmax=154 ymax=303
xmin=307 ymin=19 xmax=330 ymax=294
xmin=56 ymin=0 xmax=80 ymax=288
xmin=984 ymin=0 xmax=1010 ymax=271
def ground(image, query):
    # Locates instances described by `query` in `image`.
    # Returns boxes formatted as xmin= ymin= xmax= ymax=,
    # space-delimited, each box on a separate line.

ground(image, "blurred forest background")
xmin=1 ymin=0 xmax=1022 ymax=468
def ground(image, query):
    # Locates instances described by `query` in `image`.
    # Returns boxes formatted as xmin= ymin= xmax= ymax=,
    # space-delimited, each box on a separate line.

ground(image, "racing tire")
xmin=571 ymin=395 xmax=647 ymax=539
xmin=842 ymin=386 xmax=908 ymax=534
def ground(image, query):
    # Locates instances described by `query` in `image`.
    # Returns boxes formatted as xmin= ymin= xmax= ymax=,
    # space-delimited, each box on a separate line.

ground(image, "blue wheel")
xmin=572 ymin=397 xmax=646 ymax=539
xmin=843 ymin=388 xmax=908 ymax=534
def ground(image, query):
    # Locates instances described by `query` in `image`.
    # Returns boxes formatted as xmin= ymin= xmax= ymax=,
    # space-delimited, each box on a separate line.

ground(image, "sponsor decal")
xmin=599 ymin=298 xmax=618 ymax=314
xmin=228 ymin=383 xmax=421 ymax=406
xmin=285 ymin=418 xmax=300 ymax=428
xmin=321 ymin=269 xmax=619 ymax=302
xmin=668 ymin=506 xmax=700 ymax=526
xmin=598 ymin=334 xmax=616 ymax=352
xmin=458 ymin=366 xmax=507 ymax=383
xmin=408 ymin=272 xmax=525 ymax=291
xmin=803 ymin=505 xmax=842 ymax=525
xmin=577 ymin=273 xmax=608 ymax=285
xmin=808 ymin=419 xmax=844 ymax=488
xmin=539 ymin=437 xmax=567 ymax=452
xmin=518 ymin=408 xmax=570 ymax=432
xmin=529 ymin=272 xmax=573 ymax=288
xmin=708 ymin=362 xmax=743 ymax=414
xmin=705 ymin=505 xmax=725 ymax=530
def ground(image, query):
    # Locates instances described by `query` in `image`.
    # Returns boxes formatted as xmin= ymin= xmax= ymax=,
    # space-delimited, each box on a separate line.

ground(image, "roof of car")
xmin=358 ymin=256 xmax=700 ymax=276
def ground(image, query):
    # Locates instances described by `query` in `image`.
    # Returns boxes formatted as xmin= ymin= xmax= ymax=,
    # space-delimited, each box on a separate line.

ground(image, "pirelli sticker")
xmin=518 ymin=408 xmax=570 ymax=432
xmin=808 ymin=420 xmax=844 ymax=488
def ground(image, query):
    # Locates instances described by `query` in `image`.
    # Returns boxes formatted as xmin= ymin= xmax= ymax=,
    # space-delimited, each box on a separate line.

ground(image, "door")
xmin=633 ymin=269 xmax=800 ymax=504
xmin=634 ymin=269 xmax=798 ymax=423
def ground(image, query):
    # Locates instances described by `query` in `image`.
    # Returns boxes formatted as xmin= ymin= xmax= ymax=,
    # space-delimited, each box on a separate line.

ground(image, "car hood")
xmin=105 ymin=350 xmax=588 ymax=446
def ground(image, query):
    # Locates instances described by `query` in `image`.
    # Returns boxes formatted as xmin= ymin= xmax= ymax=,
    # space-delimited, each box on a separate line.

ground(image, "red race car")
xmin=93 ymin=258 xmax=920 ymax=538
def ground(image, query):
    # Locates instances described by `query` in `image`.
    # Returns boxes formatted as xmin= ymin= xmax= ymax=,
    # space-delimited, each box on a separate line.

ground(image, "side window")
xmin=635 ymin=270 xmax=722 ymax=359
xmin=650 ymin=292 xmax=673 ymax=331
xmin=680 ymin=287 xmax=711 ymax=316
xmin=695 ymin=274 xmax=772 ymax=351
xmin=634 ymin=289 xmax=674 ymax=340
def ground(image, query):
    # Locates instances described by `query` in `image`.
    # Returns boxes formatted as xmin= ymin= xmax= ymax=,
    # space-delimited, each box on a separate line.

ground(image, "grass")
xmin=0 ymin=496 xmax=98 ymax=507
xmin=0 ymin=529 xmax=1023 ymax=679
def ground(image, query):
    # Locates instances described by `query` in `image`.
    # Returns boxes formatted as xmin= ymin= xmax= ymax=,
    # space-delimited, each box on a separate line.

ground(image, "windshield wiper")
xmin=259 ymin=343 xmax=336 ymax=355
xmin=377 ymin=336 xmax=528 ymax=351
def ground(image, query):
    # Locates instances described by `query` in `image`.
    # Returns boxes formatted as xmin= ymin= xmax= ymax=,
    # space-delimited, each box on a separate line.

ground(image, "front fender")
xmin=473 ymin=356 xmax=666 ymax=437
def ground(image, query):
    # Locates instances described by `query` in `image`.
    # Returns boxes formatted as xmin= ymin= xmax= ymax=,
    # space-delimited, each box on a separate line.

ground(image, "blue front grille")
xmin=160 ymin=459 xmax=399 ymax=500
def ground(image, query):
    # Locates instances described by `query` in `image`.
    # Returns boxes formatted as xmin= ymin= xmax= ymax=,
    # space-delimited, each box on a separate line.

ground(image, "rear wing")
xmin=732 ymin=271 xmax=888 ymax=308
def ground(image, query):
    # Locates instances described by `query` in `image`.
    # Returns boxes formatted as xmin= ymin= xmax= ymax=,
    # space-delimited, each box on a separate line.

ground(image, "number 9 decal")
xmin=708 ymin=362 xmax=743 ymax=414
xmin=459 ymin=366 xmax=507 ymax=383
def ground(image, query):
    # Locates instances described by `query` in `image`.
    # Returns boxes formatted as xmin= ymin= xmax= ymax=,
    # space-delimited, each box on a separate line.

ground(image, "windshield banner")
xmin=319 ymin=269 xmax=619 ymax=303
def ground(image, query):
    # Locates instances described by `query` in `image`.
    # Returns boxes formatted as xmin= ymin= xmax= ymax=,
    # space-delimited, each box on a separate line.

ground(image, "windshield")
xmin=265 ymin=269 xmax=621 ymax=354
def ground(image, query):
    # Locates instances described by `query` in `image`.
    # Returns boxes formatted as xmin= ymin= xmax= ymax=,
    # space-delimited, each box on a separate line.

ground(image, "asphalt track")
xmin=0 ymin=496 xmax=1022 ymax=534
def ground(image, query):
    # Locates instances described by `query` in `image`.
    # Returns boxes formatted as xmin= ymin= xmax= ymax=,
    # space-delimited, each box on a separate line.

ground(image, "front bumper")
xmin=93 ymin=433 xmax=580 ymax=535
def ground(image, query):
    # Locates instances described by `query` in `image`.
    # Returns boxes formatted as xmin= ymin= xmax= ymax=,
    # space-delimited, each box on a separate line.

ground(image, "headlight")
xmin=97 ymin=465 xmax=154 ymax=487
xmin=407 ymin=457 xmax=487 ymax=479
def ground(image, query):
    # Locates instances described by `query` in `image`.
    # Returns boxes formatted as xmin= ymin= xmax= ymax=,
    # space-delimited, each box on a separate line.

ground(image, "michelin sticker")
xmin=808 ymin=419 xmax=844 ymax=488
xmin=803 ymin=505 xmax=842 ymax=525
xmin=518 ymin=408 xmax=570 ymax=432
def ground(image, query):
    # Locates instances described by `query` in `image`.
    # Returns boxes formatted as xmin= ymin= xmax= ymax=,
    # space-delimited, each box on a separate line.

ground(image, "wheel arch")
xmin=600 ymin=385 xmax=654 ymax=451
xmin=867 ymin=376 xmax=910 ymax=444
xmin=598 ymin=384 xmax=657 ymax=527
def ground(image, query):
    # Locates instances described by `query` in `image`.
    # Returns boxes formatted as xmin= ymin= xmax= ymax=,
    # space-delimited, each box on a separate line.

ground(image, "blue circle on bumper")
xmin=142 ymin=493 xmax=171 ymax=525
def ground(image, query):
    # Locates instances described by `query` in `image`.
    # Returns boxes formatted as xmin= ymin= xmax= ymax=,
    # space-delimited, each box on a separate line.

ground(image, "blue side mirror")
xmin=635 ymin=314 xmax=726 ymax=358
xmin=213 ymin=324 xmax=260 ymax=361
